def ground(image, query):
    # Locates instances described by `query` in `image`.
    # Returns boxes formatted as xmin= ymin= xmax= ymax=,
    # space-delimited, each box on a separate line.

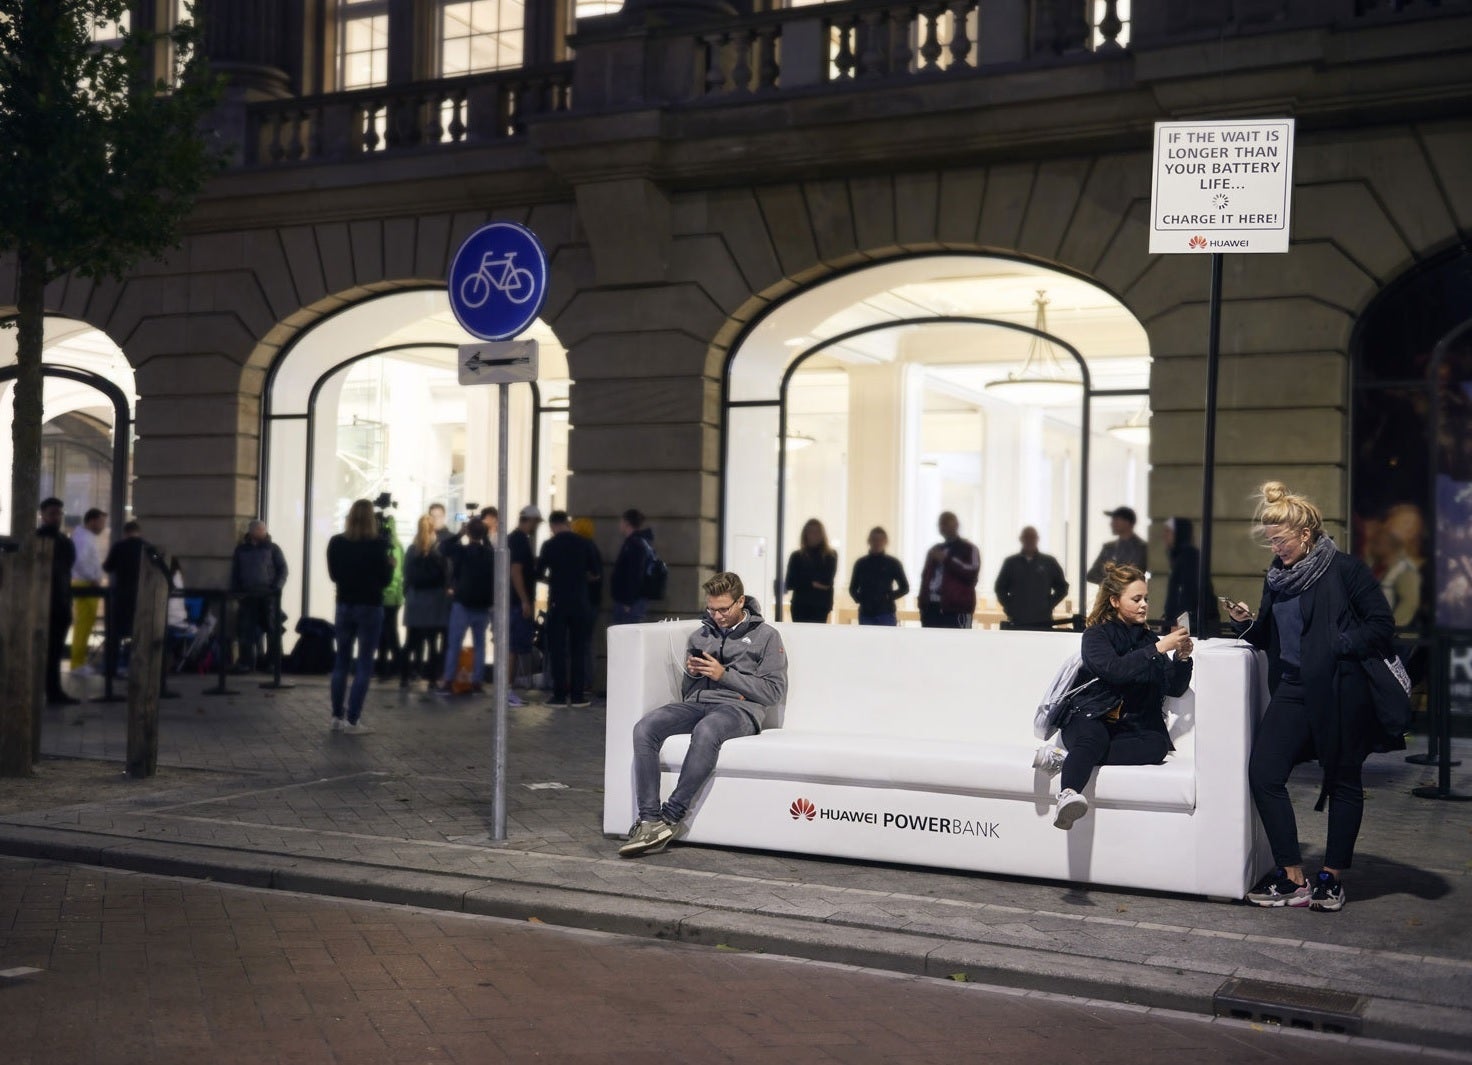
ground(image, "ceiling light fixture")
xmin=1107 ymin=402 xmax=1151 ymax=445
xmin=984 ymin=290 xmax=1084 ymax=406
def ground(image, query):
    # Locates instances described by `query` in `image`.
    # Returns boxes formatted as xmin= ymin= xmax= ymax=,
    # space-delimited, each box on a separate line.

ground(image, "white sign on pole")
xmin=1149 ymin=118 xmax=1295 ymax=255
xmin=458 ymin=339 xmax=538 ymax=386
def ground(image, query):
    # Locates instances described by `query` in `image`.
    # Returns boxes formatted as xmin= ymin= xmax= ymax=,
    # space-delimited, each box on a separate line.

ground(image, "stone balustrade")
xmin=244 ymin=65 xmax=573 ymax=166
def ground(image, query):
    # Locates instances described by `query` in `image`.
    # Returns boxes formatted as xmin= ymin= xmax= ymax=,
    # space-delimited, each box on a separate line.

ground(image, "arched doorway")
xmin=0 ymin=318 xmax=136 ymax=532
xmin=1351 ymin=245 xmax=1472 ymax=634
xmin=721 ymin=254 xmax=1151 ymax=620
xmin=261 ymin=288 xmax=571 ymax=620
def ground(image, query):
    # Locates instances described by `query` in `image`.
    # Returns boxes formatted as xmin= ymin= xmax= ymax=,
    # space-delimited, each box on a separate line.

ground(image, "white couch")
xmin=604 ymin=622 xmax=1272 ymax=898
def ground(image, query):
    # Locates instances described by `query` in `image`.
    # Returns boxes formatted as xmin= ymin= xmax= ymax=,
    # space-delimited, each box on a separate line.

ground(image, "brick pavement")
xmin=3 ymin=671 xmax=1471 ymax=1049
xmin=1 ymin=856 xmax=1458 ymax=1065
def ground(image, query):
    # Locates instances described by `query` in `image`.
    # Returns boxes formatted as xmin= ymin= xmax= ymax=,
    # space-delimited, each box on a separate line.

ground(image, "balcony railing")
xmin=243 ymin=64 xmax=573 ymax=166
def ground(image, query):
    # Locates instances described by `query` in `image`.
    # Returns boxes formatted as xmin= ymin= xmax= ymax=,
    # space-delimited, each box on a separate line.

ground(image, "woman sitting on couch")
xmin=1052 ymin=563 xmax=1194 ymax=830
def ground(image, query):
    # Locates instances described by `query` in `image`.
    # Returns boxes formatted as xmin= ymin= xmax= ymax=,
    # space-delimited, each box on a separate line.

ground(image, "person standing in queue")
xmin=994 ymin=526 xmax=1069 ymax=631
xmin=69 ymin=507 xmax=107 ymax=677
xmin=1229 ymin=482 xmax=1396 ymax=913
xmin=537 ymin=512 xmax=603 ymax=707
xmin=918 ymin=511 xmax=980 ymax=629
xmin=847 ymin=527 xmax=909 ymax=626
xmin=506 ymin=505 xmax=543 ymax=705
xmin=1048 ymin=563 xmax=1192 ymax=830
xmin=1087 ymin=506 xmax=1148 ymax=585
xmin=326 ymin=500 xmax=395 ymax=734
xmin=784 ymin=518 xmax=838 ymax=623
xmin=402 ymin=515 xmax=451 ymax=688
xmin=1162 ymin=517 xmax=1218 ymax=635
xmin=37 ymin=498 xmax=78 ymax=705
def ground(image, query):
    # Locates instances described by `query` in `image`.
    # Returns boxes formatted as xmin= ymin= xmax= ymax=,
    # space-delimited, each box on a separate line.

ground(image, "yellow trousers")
xmin=71 ymin=581 xmax=100 ymax=670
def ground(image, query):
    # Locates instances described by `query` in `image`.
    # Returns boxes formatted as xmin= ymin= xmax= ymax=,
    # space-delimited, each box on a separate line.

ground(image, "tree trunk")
xmin=0 ymin=249 xmax=47 ymax=777
xmin=11 ymin=248 xmax=46 ymax=541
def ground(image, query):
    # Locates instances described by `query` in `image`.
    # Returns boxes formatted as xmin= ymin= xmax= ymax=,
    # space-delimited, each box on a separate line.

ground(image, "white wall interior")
xmin=723 ymin=255 xmax=1151 ymax=617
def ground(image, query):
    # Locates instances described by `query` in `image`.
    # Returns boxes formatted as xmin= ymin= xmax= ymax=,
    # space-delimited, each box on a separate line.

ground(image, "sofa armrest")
xmin=1187 ymin=639 xmax=1270 ymax=896
xmin=603 ymin=621 xmax=699 ymax=834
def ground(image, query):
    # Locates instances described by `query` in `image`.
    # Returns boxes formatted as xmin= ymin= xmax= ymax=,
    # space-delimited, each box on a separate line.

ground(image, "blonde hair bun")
xmin=1260 ymin=480 xmax=1289 ymax=505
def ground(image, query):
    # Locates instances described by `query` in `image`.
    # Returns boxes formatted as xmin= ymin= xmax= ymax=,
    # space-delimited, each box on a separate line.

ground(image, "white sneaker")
xmin=71 ymin=664 xmax=96 ymax=678
xmin=330 ymin=718 xmax=345 ymax=732
xmin=1032 ymin=744 xmax=1066 ymax=775
xmin=345 ymin=722 xmax=374 ymax=735
xmin=1053 ymin=789 xmax=1089 ymax=830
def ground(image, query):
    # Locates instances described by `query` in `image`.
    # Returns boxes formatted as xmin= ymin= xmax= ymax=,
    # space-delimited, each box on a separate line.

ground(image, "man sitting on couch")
xmin=620 ymin=571 xmax=789 ymax=858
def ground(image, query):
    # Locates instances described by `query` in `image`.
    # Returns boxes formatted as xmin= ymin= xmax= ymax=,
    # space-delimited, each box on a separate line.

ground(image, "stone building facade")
xmin=3 ymin=0 xmax=1470 ymax=622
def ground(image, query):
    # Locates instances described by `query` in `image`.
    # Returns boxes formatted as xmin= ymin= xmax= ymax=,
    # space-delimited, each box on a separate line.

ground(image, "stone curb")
xmin=2 ymin=824 xmax=1469 ymax=1055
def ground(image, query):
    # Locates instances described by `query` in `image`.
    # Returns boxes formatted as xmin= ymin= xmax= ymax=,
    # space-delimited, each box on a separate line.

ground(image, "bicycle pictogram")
xmin=459 ymin=250 xmax=536 ymax=308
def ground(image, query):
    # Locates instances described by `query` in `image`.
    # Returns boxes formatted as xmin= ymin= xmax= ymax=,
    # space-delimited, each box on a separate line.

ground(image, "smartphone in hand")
xmin=1176 ymin=611 xmax=1191 ymax=635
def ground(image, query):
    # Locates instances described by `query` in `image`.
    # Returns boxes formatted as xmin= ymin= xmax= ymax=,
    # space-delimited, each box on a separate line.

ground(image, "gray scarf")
xmin=1264 ymin=533 xmax=1338 ymax=598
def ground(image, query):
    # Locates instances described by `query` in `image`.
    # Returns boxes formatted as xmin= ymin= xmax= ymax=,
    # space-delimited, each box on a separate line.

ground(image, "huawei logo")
xmin=1188 ymin=235 xmax=1208 ymax=250
xmin=789 ymin=797 xmax=816 ymax=821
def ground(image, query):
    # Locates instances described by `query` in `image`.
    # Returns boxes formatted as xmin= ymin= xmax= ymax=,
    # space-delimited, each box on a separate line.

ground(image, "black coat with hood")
xmin=1163 ymin=518 xmax=1219 ymax=630
xmin=1234 ymin=548 xmax=1399 ymax=803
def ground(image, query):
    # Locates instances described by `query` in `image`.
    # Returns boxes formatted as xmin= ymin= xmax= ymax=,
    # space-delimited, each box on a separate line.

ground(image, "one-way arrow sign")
xmin=458 ymin=339 xmax=539 ymax=386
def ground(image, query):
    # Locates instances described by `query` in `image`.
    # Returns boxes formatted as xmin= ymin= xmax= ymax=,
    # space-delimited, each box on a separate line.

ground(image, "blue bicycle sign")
xmin=447 ymin=222 xmax=549 ymax=341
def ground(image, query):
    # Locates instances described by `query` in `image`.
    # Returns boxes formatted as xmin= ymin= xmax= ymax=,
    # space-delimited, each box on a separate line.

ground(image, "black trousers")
xmin=787 ymin=604 xmax=830 ymax=623
xmin=545 ymin=606 xmax=593 ymax=700
xmin=1059 ymin=715 xmax=1170 ymax=794
xmin=920 ymin=604 xmax=972 ymax=629
xmin=46 ymin=611 xmax=71 ymax=700
xmin=375 ymin=605 xmax=402 ymax=676
xmin=402 ymin=626 xmax=445 ymax=684
xmin=1248 ymin=681 xmax=1365 ymax=870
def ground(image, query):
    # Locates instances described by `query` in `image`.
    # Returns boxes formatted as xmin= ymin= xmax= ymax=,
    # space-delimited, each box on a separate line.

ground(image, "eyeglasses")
xmin=707 ymin=602 xmax=740 ymax=618
xmin=1266 ymin=534 xmax=1305 ymax=549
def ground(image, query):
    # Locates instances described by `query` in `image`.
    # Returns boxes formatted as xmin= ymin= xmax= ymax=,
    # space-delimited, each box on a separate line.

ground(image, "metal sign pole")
xmin=1197 ymin=253 xmax=1224 ymax=637
xmin=492 ymin=381 xmax=511 ymax=840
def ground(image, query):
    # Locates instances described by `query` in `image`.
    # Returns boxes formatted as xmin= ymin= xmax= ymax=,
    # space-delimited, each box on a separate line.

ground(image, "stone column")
xmin=843 ymin=363 xmax=912 ymax=606
xmin=200 ymin=0 xmax=294 ymax=161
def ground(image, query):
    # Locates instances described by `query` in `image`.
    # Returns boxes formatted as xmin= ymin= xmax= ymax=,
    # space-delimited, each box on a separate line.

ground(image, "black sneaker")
xmin=1309 ymin=871 xmax=1346 ymax=913
xmin=1246 ymin=868 xmax=1311 ymax=907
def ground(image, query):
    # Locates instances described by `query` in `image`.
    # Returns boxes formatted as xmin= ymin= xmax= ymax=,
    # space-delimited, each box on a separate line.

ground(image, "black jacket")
xmin=37 ymin=525 xmax=77 ymax=621
xmin=994 ymin=551 xmax=1068 ymax=628
xmin=441 ymin=539 xmax=493 ymax=610
xmin=326 ymin=535 xmax=395 ymax=606
xmin=231 ymin=538 xmax=288 ymax=593
xmin=1162 ymin=519 xmax=1219 ymax=630
xmin=537 ymin=530 xmax=602 ymax=614
xmin=1074 ymin=619 xmax=1193 ymax=749
xmin=103 ymin=538 xmax=169 ymax=639
xmin=612 ymin=528 xmax=655 ymax=605
xmin=848 ymin=553 xmax=909 ymax=617
xmin=785 ymin=548 xmax=838 ymax=617
xmin=1235 ymin=550 xmax=1398 ymax=783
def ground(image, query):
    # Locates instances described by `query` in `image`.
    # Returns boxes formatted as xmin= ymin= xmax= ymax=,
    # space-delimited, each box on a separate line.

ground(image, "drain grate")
xmin=1214 ymin=978 xmax=1367 ymax=1035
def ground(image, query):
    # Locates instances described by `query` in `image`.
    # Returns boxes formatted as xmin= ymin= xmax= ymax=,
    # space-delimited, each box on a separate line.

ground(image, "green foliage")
xmin=0 ymin=0 xmax=226 ymax=282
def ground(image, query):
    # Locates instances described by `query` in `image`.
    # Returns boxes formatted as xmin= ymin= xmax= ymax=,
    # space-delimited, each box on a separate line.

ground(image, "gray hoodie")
xmin=682 ymin=596 xmax=788 ymax=730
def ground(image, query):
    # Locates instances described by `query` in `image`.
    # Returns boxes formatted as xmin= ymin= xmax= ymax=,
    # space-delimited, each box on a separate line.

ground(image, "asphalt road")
xmin=0 ymin=857 xmax=1445 ymax=1065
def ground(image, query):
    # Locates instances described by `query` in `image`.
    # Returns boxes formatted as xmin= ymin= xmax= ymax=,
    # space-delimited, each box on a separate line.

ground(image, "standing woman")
xmin=1049 ymin=564 xmax=1193 ymax=830
xmin=401 ymin=515 xmax=450 ymax=689
xmin=784 ymin=519 xmax=838 ymax=623
xmin=327 ymin=500 xmax=396 ymax=733
xmin=1229 ymin=481 xmax=1395 ymax=912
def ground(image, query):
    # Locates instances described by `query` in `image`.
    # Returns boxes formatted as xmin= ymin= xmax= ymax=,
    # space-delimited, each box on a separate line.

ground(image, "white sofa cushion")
xmin=659 ymin=731 xmax=1196 ymax=810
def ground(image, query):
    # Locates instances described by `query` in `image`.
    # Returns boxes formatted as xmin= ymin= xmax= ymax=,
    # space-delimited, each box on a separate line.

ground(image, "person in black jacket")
xmin=994 ymin=526 xmax=1068 ymax=630
xmin=230 ymin=520 xmax=288 ymax=673
xmin=37 ymin=498 xmax=79 ymax=705
xmin=1051 ymin=563 xmax=1193 ymax=831
xmin=611 ymin=508 xmax=656 ymax=625
xmin=433 ymin=518 xmax=494 ymax=696
xmin=1162 ymin=517 xmax=1219 ymax=635
xmin=326 ymin=499 xmax=395 ymax=732
xmin=537 ymin=511 xmax=603 ymax=707
xmin=847 ymin=527 xmax=908 ymax=626
xmin=1229 ymin=482 xmax=1396 ymax=913
xmin=784 ymin=518 xmax=838 ymax=623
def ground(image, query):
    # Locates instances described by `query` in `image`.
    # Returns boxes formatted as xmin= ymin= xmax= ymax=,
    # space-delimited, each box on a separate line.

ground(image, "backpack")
xmin=450 ymin=647 xmax=477 ymax=694
xmin=405 ymin=550 xmax=446 ymax=590
xmin=285 ymin=617 xmax=336 ymax=675
xmin=1034 ymin=652 xmax=1097 ymax=741
xmin=640 ymin=541 xmax=669 ymax=601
